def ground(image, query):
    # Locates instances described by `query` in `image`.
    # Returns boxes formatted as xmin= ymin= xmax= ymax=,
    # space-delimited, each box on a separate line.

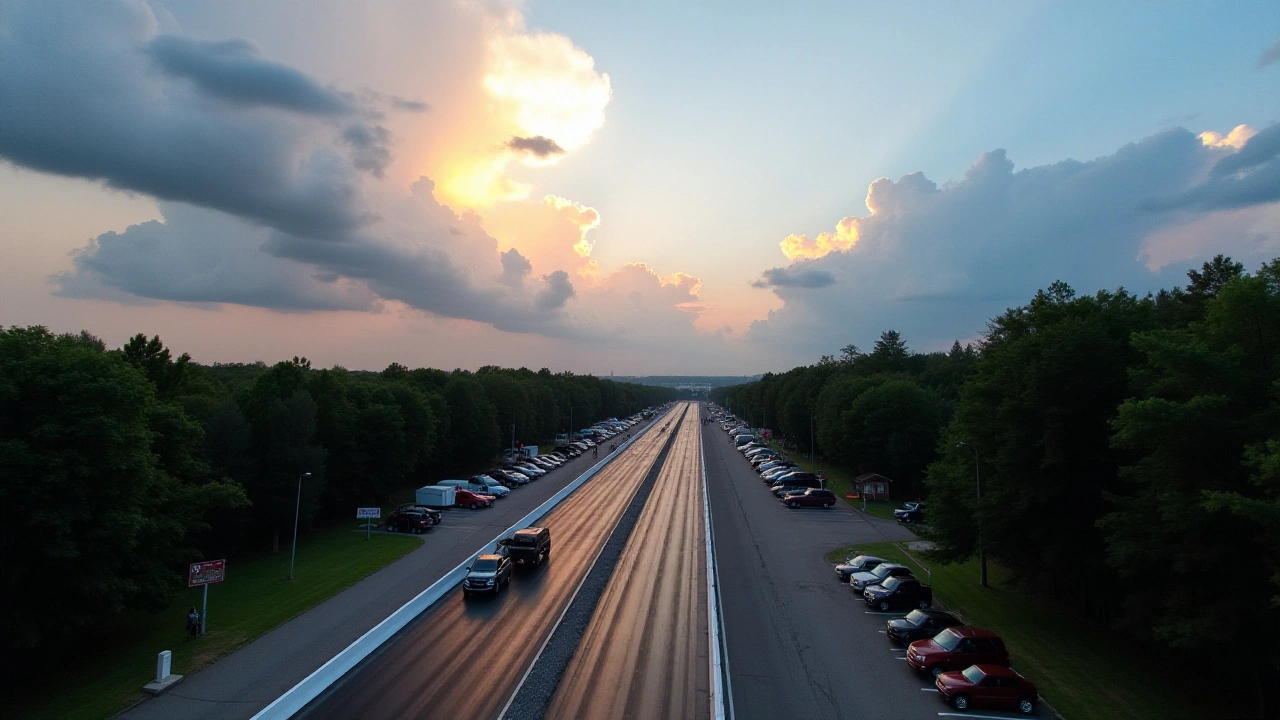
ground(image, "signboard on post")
xmin=188 ymin=559 xmax=226 ymax=587
xmin=357 ymin=507 xmax=381 ymax=539
xmin=188 ymin=559 xmax=226 ymax=637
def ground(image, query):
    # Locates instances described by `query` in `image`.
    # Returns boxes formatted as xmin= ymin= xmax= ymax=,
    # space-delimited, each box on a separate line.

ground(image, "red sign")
xmin=188 ymin=559 xmax=226 ymax=587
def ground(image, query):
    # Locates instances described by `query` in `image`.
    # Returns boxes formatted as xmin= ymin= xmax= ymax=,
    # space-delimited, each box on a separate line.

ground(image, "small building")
xmin=853 ymin=473 xmax=893 ymax=500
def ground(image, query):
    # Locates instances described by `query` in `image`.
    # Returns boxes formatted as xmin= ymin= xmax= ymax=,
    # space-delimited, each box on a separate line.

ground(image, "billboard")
xmin=356 ymin=507 xmax=381 ymax=519
xmin=188 ymin=559 xmax=226 ymax=587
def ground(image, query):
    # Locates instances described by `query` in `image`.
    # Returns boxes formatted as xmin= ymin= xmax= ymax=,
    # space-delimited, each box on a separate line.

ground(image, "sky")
xmin=1 ymin=0 xmax=1277 ymax=375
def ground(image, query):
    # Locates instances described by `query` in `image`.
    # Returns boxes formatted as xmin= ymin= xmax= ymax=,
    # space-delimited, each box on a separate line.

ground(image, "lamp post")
xmin=956 ymin=442 xmax=988 ymax=588
xmin=289 ymin=472 xmax=311 ymax=581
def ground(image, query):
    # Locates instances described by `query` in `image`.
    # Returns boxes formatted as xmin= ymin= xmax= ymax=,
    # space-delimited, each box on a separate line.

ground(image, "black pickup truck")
xmin=863 ymin=574 xmax=933 ymax=611
xmin=500 ymin=526 xmax=551 ymax=565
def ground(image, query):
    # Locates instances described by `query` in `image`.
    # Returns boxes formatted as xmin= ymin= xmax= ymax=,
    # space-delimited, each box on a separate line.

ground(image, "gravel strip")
xmin=502 ymin=414 xmax=686 ymax=720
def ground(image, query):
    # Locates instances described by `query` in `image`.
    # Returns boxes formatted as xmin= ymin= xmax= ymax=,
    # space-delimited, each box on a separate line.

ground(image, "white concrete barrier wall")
xmin=700 ymin=416 xmax=731 ymax=720
xmin=251 ymin=411 xmax=667 ymax=720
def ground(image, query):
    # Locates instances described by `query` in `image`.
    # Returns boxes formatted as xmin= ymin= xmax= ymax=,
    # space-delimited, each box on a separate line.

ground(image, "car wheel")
xmin=919 ymin=599 xmax=931 ymax=609
xmin=823 ymin=502 xmax=831 ymax=508
xmin=1018 ymin=697 xmax=1035 ymax=714
xmin=952 ymin=694 xmax=969 ymax=711
xmin=930 ymin=665 xmax=944 ymax=679
xmin=387 ymin=524 xmax=396 ymax=532
xmin=879 ymin=600 xmax=891 ymax=612
xmin=789 ymin=500 xmax=798 ymax=508
xmin=469 ymin=502 xmax=477 ymax=510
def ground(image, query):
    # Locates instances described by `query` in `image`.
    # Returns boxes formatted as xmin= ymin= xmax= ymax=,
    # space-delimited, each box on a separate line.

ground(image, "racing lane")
xmin=302 ymin=405 xmax=685 ymax=720
xmin=547 ymin=403 xmax=708 ymax=719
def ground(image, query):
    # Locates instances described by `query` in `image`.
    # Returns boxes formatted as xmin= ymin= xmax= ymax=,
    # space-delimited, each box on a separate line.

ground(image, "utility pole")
xmin=289 ymin=472 xmax=311 ymax=581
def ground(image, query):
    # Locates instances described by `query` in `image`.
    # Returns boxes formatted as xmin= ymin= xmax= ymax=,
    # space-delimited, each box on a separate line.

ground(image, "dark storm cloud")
xmin=1145 ymin=124 xmax=1280 ymax=212
xmin=500 ymin=248 xmax=533 ymax=286
xmin=146 ymin=36 xmax=355 ymax=115
xmin=750 ymin=266 xmax=836 ymax=289
xmin=537 ymin=270 xmax=576 ymax=310
xmin=341 ymin=123 xmax=393 ymax=177
xmin=0 ymin=1 xmax=371 ymax=240
xmin=506 ymin=135 xmax=566 ymax=159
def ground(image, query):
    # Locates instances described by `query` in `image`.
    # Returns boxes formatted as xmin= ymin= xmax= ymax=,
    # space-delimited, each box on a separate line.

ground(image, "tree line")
xmin=713 ymin=256 xmax=1280 ymax=704
xmin=0 ymin=331 xmax=675 ymax=661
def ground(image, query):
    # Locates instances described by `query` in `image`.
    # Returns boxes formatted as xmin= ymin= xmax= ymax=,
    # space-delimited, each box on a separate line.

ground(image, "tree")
xmin=0 ymin=327 xmax=245 ymax=657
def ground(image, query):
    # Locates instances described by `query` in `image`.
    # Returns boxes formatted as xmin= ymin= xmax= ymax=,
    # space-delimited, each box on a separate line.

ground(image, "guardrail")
xmin=700 ymin=413 xmax=732 ymax=720
xmin=250 ymin=414 xmax=664 ymax=720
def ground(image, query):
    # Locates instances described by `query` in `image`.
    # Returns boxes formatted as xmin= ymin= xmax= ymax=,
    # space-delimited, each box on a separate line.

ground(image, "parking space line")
xmin=938 ymin=714 xmax=1018 ymax=719
xmin=919 ymin=687 xmax=938 ymax=693
xmin=895 ymin=657 xmax=909 ymax=661
xmin=863 ymin=611 xmax=905 ymax=615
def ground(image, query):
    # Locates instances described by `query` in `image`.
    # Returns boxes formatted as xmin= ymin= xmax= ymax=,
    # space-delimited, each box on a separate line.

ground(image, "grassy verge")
xmin=758 ymin=443 xmax=904 ymax=520
xmin=824 ymin=541 xmax=1210 ymax=720
xmin=16 ymin=523 xmax=420 ymax=720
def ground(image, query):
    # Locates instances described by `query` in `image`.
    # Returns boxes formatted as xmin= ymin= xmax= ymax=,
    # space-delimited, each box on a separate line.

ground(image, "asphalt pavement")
xmin=704 ymin=423 xmax=1049 ymax=720
xmin=116 ymin=441 xmax=640 ymax=720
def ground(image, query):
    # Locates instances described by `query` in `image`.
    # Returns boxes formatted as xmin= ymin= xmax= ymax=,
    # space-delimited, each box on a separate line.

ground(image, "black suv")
xmin=886 ymin=609 xmax=964 ymax=644
xmin=462 ymin=554 xmax=512 ymax=596
xmin=386 ymin=505 xmax=438 ymax=534
xmin=501 ymin=526 xmax=551 ymax=565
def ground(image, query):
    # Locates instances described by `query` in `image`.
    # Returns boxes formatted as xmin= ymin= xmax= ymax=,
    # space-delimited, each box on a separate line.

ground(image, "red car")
xmin=935 ymin=664 xmax=1037 ymax=714
xmin=780 ymin=488 xmax=838 ymax=509
xmin=906 ymin=627 xmax=1009 ymax=677
xmin=454 ymin=489 xmax=495 ymax=509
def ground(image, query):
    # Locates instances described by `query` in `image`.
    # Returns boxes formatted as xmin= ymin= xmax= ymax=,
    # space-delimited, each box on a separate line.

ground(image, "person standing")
xmin=186 ymin=607 xmax=201 ymax=639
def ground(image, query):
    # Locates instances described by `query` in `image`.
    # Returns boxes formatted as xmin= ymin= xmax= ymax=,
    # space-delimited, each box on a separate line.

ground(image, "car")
xmin=386 ymin=507 xmax=434 ymax=534
xmin=935 ymin=664 xmax=1037 ymax=714
xmin=513 ymin=462 xmax=545 ymax=477
xmin=835 ymin=554 xmax=884 ymax=583
xmin=863 ymin=574 xmax=933 ymax=610
xmin=886 ymin=609 xmax=964 ymax=644
xmin=488 ymin=469 xmax=528 ymax=486
xmin=895 ymin=502 xmax=926 ymax=523
xmin=502 ymin=526 xmax=551 ymax=565
xmin=454 ymin=489 xmax=495 ymax=509
xmin=386 ymin=502 xmax=442 ymax=528
xmin=907 ymin=627 xmax=1011 ymax=678
xmin=462 ymin=553 xmax=512 ymax=596
xmin=850 ymin=562 xmax=914 ymax=592
xmin=781 ymin=488 xmax=838 ymax=508
xmin=466 ymin=476 xmax=511 ymax=497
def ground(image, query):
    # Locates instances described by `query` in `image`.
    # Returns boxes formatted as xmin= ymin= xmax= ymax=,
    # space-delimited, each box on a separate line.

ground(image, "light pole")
xmin=956 ymin=442 xmax=988 ymax=588
xmin=289 ymin=472 xmax=311 ymax=581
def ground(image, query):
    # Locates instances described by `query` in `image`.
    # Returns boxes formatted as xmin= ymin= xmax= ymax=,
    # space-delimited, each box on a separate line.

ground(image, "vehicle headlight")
xmin=484 ymin=578 xmax=494 ymax=585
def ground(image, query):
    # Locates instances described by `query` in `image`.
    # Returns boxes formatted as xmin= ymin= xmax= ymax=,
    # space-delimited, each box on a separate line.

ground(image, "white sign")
xmin=356 ymin=507 xmax=381 ymax=519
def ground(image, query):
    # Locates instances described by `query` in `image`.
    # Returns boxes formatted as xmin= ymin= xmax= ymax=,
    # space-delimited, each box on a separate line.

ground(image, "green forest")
xmin=0 ymin=333 xmax=675 ymax=666
xmin=712 ymin=255 xmax=1280 ymax=700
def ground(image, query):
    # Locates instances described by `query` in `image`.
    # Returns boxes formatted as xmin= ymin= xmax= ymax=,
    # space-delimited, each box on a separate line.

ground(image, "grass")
xmin=825 ymin=541 xmax=1213 ymax=720
xmin=15 ymin=522 xmax=420 ymax=720
xmin=755 ymin=442 xmax=907 ymax=520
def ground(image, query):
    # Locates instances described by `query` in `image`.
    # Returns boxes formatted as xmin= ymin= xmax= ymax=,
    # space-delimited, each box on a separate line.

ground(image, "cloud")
xmin=751 ymin=266 xmax=836 ymax=289
xmin=748 ymin=125 xmax=1280 ymax=359
xmin=146 ymin=36 xmax=355 ymax=114
xmin=500 ymin=247 xmax=533 ymax=286
xmin=537 ymin=270 xmax=575 ymax=310
xmin=506 ymin=135 xmax=566 ymax=160
xmin=0 ymin=1 xmax=377 ymax=240
xmin=1199 ymin=124 xmax=1256 ymax=149
xmin=1259 ymin=39 xmax=1280 ymax=68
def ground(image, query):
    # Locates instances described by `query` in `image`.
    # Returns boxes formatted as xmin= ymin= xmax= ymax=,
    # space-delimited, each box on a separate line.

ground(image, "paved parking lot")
xmin=704 ymin=427 xmax=1048 ymax=720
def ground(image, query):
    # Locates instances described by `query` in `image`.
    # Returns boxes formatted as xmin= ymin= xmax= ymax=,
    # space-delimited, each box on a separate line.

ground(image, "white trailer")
xmin=415 ymin=485 xmax=456 ymax=508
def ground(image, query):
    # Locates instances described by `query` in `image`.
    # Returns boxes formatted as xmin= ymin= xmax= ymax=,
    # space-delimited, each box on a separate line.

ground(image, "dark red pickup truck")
xmin=862 ymin=574 xmax=933 ymax=611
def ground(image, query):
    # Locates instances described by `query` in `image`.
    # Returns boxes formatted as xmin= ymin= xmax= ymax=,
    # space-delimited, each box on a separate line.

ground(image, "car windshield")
xmin=472 ymin=559 xmax=498 ymax=572
xmin=934 ymin=628 xmax=963 ymax=651
xmin=881 ymin=576 xmax=901 ymax=591
xmin=873 ymin=564 xmax=895 ymax=578
xmin=961 ymin=666 xmax=986 ymax=684
xmin=905 ymin=610 xmax=927 ymax=625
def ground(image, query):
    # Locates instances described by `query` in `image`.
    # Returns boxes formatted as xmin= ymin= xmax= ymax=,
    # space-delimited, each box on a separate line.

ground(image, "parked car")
xmin=462 ymin=553 xmax=512 ymax=596
xmin=935 ymin=664 xmax=1037 ymax=714
xmin=895 ymin=502 xmax=926 ymax=524
xmin=387 ymin=502 xmax=442 ymax=526
xmin=386 ymin=507 xmax=434 ymax=534
xmin=835 ymin=554 xmax=884 ymax=583
xmin=488 ymin=469 xmax=528 ymax=486
xmin=454 ymin=489 xmax=495 ymax=509
xmin=465 ymin=477 xmax=511 ymax=497
xmin=907 ymin=627 xmax=1011 ymax=678
xmin=863 ymin=574 xmax=933 ymax=611
xmin=850 ymin=563 xmax=914 ymax=592
xmin=886 ymin=609 xmax=964 ymax=644
xmin=781 ymin=488 xmax=838 ymax=508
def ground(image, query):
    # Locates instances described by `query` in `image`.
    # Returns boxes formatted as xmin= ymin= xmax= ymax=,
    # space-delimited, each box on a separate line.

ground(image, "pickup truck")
xmin=863 ymin=574 xmax=933 ymax=611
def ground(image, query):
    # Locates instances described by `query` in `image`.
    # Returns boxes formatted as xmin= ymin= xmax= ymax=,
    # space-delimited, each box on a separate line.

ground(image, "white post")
xmin=156 ymin=651 xmax=172 ymax=683
xmin=200 ymin=584 xmax=208 ymax=636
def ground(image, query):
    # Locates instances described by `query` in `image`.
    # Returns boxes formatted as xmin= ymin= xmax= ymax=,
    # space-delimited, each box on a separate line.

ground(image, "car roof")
xmin=476 ymin=553 xmax=505 ymax=562
xmin=969 ymin=664 xmax=1017 ymax=677
xmin=514 ymin=526 xmax=545 ymax=536
xmin=946 ymin=627 xmax=1001 ymax=639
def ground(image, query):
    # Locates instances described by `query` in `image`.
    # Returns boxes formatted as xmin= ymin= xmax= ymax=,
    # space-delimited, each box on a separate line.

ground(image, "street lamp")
xmin=289 ymin=472 xmax=312 ymax=581
xmin=956 ymin=442 xmax=988 ymax=588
